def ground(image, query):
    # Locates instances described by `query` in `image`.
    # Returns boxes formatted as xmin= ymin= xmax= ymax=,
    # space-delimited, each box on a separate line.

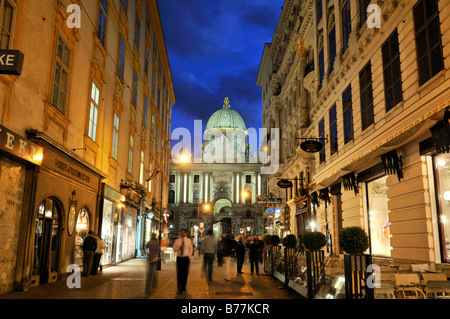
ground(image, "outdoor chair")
xmin=422 ymin=273 xmax=450 ymax=299
xmin=394 ymin=273 xmax=426 ymax=299
xmin=374 ymin=281 xmax=396 ymax=299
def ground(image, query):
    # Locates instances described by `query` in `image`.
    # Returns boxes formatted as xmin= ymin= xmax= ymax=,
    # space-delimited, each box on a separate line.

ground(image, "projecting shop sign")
xmin=0 ymin=125 xmax=43 ymax=165
xmin=0 ymin=50 xmax=24 ymax=75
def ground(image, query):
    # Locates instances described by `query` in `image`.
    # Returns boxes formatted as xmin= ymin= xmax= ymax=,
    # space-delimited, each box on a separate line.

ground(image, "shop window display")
xmin=74 ymin=208 xmax=89 ymax=266
xmin=434 ymin=153 xmax=450 ymax=262
xmin=367 ymin=176 xmax=391 ymax=256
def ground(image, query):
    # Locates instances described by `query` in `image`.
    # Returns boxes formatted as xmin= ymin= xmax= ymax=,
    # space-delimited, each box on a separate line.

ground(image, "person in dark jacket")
xmin=217 ymin=235 xmax=225 ymax=266
xmin=249 ymin=238 xmax=260 ymax=275
xmin=82 ymin=230 xmax=97 ymax=277
xmin=222 ymin=234 xmax=237 ymax=281
xmin=235 ymin=236 xmax=246 ymax=274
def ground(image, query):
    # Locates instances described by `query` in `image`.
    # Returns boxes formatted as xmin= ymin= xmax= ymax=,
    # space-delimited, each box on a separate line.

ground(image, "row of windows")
xmin=318 ymin=0 xmax=444 ymax=164
xmin=168 ymin=174 xmax=254 ymax=184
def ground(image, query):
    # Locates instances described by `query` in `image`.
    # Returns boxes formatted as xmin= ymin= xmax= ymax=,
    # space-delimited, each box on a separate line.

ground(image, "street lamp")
xmin=196 ymin=202 xmax=211 ymax=240
xmin=157 ymin=138 xmax=189 ymax=270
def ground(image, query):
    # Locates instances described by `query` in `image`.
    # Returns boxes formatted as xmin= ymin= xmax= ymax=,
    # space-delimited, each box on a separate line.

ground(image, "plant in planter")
xmin=338 ymin=226 xmax=373 ymax=299
xmin=270 ymin=234 xmax=281 ymax=246
xmin=302 ymin=231 xmax=327 ymax=251
xmin=339 ymin=226 xmax=369 ymax=254
xmin=263 ymin=234 xmax=272 ymax=246
xmin=302 ymin=231 xmax=327 ymax=299
xmin=282 ymin=234 xmax=297 ymax=248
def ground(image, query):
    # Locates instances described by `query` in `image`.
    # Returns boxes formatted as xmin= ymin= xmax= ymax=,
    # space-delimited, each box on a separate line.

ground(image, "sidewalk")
xmin=1 ymin=255 xmax=302 ymax=300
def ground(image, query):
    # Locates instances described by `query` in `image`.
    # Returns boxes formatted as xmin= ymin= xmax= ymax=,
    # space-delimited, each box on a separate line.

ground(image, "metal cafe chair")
xmin=422 ymin=273 xmax=450 ymax=299
xmin=394 ymin=273 xmax=426 ymax=299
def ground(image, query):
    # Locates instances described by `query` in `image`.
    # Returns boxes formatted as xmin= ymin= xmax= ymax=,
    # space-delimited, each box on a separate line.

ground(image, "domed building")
xmin=168 ymin=98 xmax=263 ymax=242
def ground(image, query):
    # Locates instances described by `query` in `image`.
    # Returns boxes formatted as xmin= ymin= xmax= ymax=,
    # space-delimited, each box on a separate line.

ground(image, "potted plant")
xmin=270 ymin=234 xmax=281 ymax=249
xmin=282 ymin=234 xmax=297 ymax=256
xmin=302 ymin=231 xmax=327 ymax=299
xmin=339 ymin=226 xmax=369 ymax=254
xmin=338 ymin=226 xmax=373 ymax=299
xmin=303 ymin=231 xmax=327 ymax=251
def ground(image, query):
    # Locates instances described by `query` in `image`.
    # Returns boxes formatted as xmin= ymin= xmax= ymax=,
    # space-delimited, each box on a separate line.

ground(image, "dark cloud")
xmin=157 ymin=0 xmax=284 ymax=147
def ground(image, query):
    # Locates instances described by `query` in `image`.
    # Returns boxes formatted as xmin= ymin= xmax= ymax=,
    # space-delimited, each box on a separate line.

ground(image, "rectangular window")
xmin=316 ymin=0 xmax=323 ymax=24
xmin=319 ymin=47 xmax=325 ymax=88
xmin=319 ymin=118 xmax=325 ymax=164
xmin=121 ymin=0 xmax=127 ymax=12
xmin=144 ymin=46 xmax=149 ymax=77
xmin=52 ymin=34 xmax=71 ymax=114
xmin=0 ymin=0 xmax=17 ymax=49
xmin=342 ymin=85 xmax=354 ymax=144
xmin=342 ymin=0 xmax=351 ymax=52
xmin=329 ymin=104 xmax=338 ymax=155
xmin=151 ymin=115 xmax=155 ymax=141
xmin=169 ymin=174 xmax=175 ymax=183
xmin=359 ymin=0 xmax=371 ymax=27
xmin=88 ymin=82 xmax=100 ymax=142
xmin=118 ymin=35 xmax=125 ymax=82
xmin=246 ymin=175 xmax=252 ymax=184
xmin=329 ymin=26 xmax=336 ymax=73
xmin=97 ymin=0 xmax=107 ymax=46
xmin=194 ymin=175 xmax=199 ymax=183
xmin=132 ymin=71 xmax=138 ymax=108
xmin=143 ymin=96 xmax=148 ymax=127
xmin=414 ymin=0 xmax=444 ymax=86
xmin=139 ymin=151 xmax=144 ymax=185
xmin=112 ymin=113 xmax=120 ymax=160
xmin=135 ymin=15 xmax=140 ymax=49
xmin=359 ymin=62 xmax=374 ymax=130
xmin=382 ymin=29 xmax=403 ymax=112
xmin=128 ymin=135 xmax=134 ymax=174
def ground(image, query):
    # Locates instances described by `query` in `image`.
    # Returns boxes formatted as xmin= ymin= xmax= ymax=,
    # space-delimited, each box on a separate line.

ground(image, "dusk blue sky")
xmin=157 ymin=0 xmax=285 ymax=156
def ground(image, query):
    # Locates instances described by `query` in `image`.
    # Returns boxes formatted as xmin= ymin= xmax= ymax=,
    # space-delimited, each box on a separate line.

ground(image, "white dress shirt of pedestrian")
xmin=172 ymin=230 xmax=194 ymax=257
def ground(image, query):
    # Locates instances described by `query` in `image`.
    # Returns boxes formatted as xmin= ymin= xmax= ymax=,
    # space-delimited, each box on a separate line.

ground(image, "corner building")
xmin=263 ymin=0 xmax=450 ymax=264
xmin=0 ymin=0 xmax=174 ymax=295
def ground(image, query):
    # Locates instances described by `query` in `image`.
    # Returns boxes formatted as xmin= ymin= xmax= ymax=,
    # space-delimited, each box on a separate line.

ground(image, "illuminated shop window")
xmin=434 ymin=153 xmax=450 ymax=262
xmin=367 ymin=176 xmax=391 ymax=256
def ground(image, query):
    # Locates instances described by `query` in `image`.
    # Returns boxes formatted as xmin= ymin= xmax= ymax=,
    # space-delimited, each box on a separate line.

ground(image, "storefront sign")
xmin=277 ymin=179 xmax=293 ymax=188
xmin=0 ymin=125 xmax=43 ymax=165
xmin=300 ymin=139 xmax=323 ymax=153
xmin=0 ymin=50 xmax=24 ymax=75
xmin=55 ymin=158 xmax=91 ymax=183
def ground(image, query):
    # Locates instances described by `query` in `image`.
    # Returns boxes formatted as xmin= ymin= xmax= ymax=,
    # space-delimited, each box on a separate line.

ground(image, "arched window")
xmin=168 ymin=189 xmax=175 ymax=204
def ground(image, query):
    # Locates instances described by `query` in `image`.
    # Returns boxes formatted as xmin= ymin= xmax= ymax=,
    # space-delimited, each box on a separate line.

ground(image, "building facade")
xmin=168 ymin=98 xmax=263 ymax=242
xmin=264 ymin=0 xmax=450 ymax=263
xmin=0 ymin=0 xmax=174 ymax=295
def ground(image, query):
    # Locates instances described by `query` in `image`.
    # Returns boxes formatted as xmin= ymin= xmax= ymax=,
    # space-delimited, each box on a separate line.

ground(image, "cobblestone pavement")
xmin=0 ymin=255 xmax=302 ymax=300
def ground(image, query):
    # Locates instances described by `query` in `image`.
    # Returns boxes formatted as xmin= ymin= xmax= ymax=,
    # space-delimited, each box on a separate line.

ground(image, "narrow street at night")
xmin=0 ymin=255 xmax=301 ymax=300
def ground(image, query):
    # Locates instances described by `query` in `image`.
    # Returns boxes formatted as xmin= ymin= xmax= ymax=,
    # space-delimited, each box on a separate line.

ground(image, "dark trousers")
xmin=237 ymin=255 xmax=245 ymax=273
xmin=91 ymin=253 xmax=102 ymax=275
xmin=202 ymin=253 xmax=215 ymax=281
xmin=82 ymin=251 xmax=94 ymax=276
xmin=176 ymin=256 xmax=190 ymax=292
xmin=250 ymin=256 xmax=259 ymax=274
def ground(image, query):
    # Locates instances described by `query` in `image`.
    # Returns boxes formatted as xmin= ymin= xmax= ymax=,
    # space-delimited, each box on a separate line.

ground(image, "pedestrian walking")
xmin=197 ymin=237 xmax=203 ymax=256
xmin=222 ymin=234 xmax=237 ymax=281
xmin=82 ymin=230 xmax=97 ymax=277
xmin=217 ymin=235 xmax=225 ymax=266
xmin=145 ymin=233 xmax=161 ymax=296
xmin=236 ymin=236 xmax=246 ymax=274
xmin=172 ymin=229 xmax=193 ymax=293
xmin=91 ymin=233 xmax=104 ymax=275
xmin=257 ymin=235 xmax=264 ymax=264
xmin=201 ymin=230 xmax=218 ymax=281
xmin=249 ymin=237 xmax=260 ymax=275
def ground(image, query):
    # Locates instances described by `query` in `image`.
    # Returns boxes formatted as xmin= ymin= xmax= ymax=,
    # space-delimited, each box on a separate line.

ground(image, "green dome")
xmin=205 ymin=97 xmax=247 ymax=131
